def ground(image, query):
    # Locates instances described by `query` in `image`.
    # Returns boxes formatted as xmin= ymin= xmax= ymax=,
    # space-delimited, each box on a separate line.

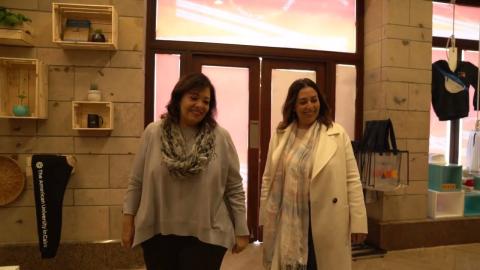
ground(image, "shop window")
xmin=433 ymin=2 xmax=479 ymax=40
xmin=155 ymin=0 xmax=357 ymax=53
xmin=154 ymin=54 xmax=181 ymax=120
xmin=431 ymin=2 xmax=479 ymax=165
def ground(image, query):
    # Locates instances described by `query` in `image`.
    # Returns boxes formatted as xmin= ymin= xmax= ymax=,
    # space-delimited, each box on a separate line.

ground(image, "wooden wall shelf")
xmin=0 ymin=24 xmax=34 ymax=47
xmin=52 ymin=3 xmax=118 ymax=51
xmin=72 ymin=101 xmax=114 ymax=131
xmin=0 ymin=57 xmax=48 ymax=119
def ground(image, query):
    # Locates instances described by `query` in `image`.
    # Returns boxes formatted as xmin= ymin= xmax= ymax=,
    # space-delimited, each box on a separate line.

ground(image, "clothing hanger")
xmin=25 ymin=155 xmax=77 ymax=176
xmin=446 ymin=0 xmax=458 ymax=71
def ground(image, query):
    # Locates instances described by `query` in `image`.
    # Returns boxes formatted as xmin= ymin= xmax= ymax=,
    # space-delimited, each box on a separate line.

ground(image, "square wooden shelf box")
xmin=72 ymin=101 xmax=114 ymax=131
xmin=0 ymin=23 xmax=33 ymax=46
xmin=0 ymin=57 xmax=48 ymax=119
xmin=52 ymin=3 xmax=118 ymax=50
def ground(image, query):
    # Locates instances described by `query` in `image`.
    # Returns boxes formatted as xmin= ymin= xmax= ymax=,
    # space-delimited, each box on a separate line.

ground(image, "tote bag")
xmin=355 ymin=119 xmax=409 ymax=191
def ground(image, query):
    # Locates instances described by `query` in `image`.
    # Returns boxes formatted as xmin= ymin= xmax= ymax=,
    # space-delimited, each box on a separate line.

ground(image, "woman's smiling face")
xmin=295 ymin=86 xmax=320 ymax=129
xmin=179 ymin=87 xmax=211 ymax=128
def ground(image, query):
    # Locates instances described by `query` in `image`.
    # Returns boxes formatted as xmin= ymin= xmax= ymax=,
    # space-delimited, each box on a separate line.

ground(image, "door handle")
xmin=249 ymin=120 xmax=259 ymax=149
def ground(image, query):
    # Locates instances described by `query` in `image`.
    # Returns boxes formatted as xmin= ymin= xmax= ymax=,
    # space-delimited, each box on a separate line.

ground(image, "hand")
xmin=121 ymin=214 xmax=135 ymax=249
xmin=351 ymin=233 xmax=367 ymax=245
xmin=232 ymin=235 xmax=249 ymax=254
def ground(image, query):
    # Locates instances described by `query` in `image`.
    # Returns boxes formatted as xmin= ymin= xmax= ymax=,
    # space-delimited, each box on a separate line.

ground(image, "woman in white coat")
xmin=260 ymin=78 xmax=367 ymax=270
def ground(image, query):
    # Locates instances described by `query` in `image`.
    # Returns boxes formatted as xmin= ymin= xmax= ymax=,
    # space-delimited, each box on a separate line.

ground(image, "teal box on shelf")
xmin=464 ymin=191 xmax=480 ymax=216
xmin=474 ymin=175 xmax=480 ymax=190
xmin=428 ymin=164 xmax=462 ymax=191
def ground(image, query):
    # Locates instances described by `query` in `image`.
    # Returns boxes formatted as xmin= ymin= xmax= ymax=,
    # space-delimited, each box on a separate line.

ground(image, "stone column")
xmin=363 ymin=0 xmax=432 ymax=221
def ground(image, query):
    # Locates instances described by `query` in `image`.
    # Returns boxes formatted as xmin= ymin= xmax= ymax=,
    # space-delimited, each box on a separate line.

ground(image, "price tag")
xmin=441 ymin=183 xmax=457 ymax=191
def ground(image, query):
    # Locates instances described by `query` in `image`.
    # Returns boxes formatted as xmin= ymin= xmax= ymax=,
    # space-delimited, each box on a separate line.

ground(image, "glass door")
xmin=260 ymin=60 xmax=326 ymax=169
xmin=152 ymin=55 xmax=357 ymax=241
xmin=257 ymin=59 xmax=327 ymax=239
xmin=192 ymin=55 xmax=261 ymax=240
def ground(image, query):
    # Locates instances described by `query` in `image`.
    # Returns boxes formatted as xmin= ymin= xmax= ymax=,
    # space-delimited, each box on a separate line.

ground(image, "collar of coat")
xmin=270 ymin=122 xmax=341 ymax=181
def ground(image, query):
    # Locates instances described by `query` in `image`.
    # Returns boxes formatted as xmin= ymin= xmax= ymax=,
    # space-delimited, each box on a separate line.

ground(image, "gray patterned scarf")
xmin=160 ymin=119 xmax=216 ymax=177
xmin=263 ymin=122 xmax=320 ymax=270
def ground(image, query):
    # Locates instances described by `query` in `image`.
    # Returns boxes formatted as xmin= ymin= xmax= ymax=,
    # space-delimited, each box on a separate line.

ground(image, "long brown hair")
xmin=162 ymin=72 xmax=217 ymax=128
xmin=277 ymin=78 xmax=333 ymax=130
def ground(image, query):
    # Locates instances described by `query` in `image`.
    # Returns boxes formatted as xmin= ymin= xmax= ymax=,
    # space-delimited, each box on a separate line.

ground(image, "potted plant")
xmin=0 ymin=7 xmax=32 ymax=34
xmin=12 ymin=93 xmax=30 ymax=116
xmin=87 ymin=82 xmax=102 ymax=101
xmin=0 ymin=7 xmax=31 ymax=27
xmin=91 ymin=28 xmax=106 ymax=42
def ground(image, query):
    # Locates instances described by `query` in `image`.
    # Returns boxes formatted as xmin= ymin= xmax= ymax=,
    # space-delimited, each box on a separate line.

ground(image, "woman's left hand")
xmin=232 ymin=235 xmax=249 ymax=254
xmin=351 ymin=233 xmax=367 ymax=245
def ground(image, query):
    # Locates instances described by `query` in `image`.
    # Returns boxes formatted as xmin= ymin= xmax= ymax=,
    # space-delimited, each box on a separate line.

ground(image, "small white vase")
xmin=87 ymin=90 xmax=102 ymax=101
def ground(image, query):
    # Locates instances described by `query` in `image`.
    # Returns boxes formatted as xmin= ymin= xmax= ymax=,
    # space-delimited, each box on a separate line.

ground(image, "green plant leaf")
xmin=16 ymin=13 xmax=31 ymax=22
xmin=5 ymin=14 xmax=20 ymax=26
xmin=0 ymin=8 xmax=31 ymax=26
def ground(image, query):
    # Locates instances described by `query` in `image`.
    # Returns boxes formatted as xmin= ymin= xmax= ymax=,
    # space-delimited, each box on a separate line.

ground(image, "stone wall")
xmin=363 ymin=0 xmax=432 ymax=221
xmin=0 ymin=0 xmax=145 ymax=246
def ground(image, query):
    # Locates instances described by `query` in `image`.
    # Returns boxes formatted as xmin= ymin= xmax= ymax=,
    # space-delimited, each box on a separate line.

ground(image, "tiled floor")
xmin=220 ymin=243 xmax=480 ymax=270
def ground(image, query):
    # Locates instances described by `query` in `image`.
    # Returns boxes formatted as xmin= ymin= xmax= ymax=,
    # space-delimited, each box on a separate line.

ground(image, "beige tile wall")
xmin=364 ymin=0 xmax=432 ymax=221
xmin=0 ymin=0 xmax=144 ymax=244
xmin=0 ymin=0 xmax=437 ymax=241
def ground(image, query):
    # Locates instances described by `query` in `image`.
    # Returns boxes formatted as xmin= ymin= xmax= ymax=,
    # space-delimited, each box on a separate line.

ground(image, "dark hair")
xmin=277 ymin=78 xmax=333 ymax=130
xmin=162 ymin=73 xmax=217 ymax=128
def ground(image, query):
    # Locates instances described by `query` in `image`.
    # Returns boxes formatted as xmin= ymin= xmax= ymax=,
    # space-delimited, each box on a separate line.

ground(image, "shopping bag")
xmin=355 ymin=119 xmax=409 ymax=191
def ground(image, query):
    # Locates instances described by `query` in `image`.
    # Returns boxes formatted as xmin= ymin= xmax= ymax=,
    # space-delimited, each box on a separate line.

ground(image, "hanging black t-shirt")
xmin=431 ymin=60 xmax=478 ymax=121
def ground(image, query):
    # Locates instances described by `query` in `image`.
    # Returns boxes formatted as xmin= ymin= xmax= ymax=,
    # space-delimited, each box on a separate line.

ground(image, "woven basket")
xmin=0 ymin=156 xmax=25 ymax=206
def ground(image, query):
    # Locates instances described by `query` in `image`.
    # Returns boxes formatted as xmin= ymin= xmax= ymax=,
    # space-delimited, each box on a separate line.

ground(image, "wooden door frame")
xmin=144 ymin=0 xmax=366 ymax=241
xmin=145 ymin=0 xmax=365 ymax=128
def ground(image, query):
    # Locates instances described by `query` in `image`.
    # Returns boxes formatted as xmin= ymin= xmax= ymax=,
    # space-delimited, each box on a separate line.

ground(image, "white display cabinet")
xmin=428 ymin=189 xmax=465 ymax=219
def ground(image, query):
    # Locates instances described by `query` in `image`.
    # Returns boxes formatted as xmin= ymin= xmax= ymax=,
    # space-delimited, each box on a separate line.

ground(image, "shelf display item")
xmin=0 ymin=57 xmax=48 ymax=119
xmin=0 ymin=156 xmax=25 ymax=206
xmin=62 ymin=19 xmax=90 ymax=42
xmin=428 ymin=164 xmax=462 ymax=191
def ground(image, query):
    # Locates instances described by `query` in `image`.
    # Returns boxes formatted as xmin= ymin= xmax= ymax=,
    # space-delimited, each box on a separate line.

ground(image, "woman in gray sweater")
xmin=122 ymin=73 xmax=249 ymax=270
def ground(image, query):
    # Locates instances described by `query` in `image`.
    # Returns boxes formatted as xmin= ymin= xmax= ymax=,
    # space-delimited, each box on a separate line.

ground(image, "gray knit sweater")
xmin=123 ymin=120 xmax=249 ymax=248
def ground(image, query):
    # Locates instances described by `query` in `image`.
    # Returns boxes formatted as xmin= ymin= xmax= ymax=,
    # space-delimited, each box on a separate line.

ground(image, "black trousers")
xmin=307 ymin=217 xmax=317 ymax=270
xmin=31 ymin=155 xmax=73 ymax=258
xmin=141 ymin=234 xmax=227 ymax=270
xmin=307 ymin=203 xmax=317 ymax=270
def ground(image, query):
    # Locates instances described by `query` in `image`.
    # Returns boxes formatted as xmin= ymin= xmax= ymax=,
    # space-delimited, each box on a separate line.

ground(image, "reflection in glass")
xmin=201 ymin=65 xmax=249 ymax=199
xmin=154 ymin=54 xmax=181 ymax=120
xmin=433 ymin=2 xmax=480 ymax=41
xmin=335 ymin=64 xmax=356 ymax=139
xmin=460 ymin=50 xmax=479 ymax=165
xmin=430 ymin=48 xmax=450 ymax=162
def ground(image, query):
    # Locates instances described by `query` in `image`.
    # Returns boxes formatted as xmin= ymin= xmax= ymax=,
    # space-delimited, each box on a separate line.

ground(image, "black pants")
xmin=31 ymin=155 xmax=73 ymax=258
xmin=141 ymin=234 xmax=227 ymax=270
xmin=307 ymin=203 xmax=317 ymax=270
xmin=307 ymin=218 xmax=317 ymax=270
